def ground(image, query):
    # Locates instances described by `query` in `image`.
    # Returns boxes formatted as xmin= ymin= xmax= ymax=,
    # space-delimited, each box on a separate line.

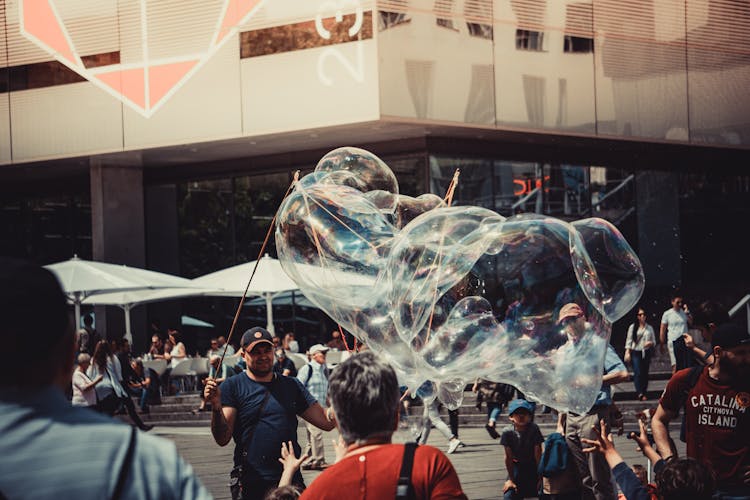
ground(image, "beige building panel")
xmin=241 ymin=40 xmax=380 ymax=136
xmin=10 ymin=83 xmax=123 ymax=161
xmin=122 ymin=39 xmax=242 ymax=149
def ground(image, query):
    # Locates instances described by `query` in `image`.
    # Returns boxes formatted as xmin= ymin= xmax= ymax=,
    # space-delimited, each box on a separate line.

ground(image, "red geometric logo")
xmin=19 ymin=0 xmax=266 ymax=117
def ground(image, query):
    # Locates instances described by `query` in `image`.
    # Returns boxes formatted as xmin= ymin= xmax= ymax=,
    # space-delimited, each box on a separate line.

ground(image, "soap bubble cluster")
xmin=276 ymin=147 xmax=644 ymax=414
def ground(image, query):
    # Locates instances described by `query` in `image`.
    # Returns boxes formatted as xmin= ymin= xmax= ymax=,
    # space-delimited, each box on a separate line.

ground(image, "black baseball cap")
xmin=241 ymin=327 xmax=274 ymax=352
xmin=711 ymin=323 xmax=750 ymax=350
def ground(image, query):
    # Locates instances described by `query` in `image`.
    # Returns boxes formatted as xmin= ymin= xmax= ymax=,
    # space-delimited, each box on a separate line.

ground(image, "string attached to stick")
xmin=425 ymin=168 xmax=461 ymax=344
xmin=214 ymin=171 xmax=300 ymax=378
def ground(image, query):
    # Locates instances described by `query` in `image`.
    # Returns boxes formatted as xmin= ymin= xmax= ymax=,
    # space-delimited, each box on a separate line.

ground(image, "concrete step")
xmin=142 ymin=373 xmax=673 ymax=427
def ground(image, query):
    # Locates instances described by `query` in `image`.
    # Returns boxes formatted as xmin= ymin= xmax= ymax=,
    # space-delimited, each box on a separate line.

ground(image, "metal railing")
xmin=729 ymin=294 xmax=750 ymax=331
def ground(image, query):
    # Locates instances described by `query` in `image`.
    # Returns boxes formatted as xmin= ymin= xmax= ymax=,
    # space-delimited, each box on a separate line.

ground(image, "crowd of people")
xmin=1 ymin=258 xmax=749 ymax=500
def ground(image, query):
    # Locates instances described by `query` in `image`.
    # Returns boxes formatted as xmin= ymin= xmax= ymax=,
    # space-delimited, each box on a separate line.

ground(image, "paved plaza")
xmin=155 ymin=418 xmax=685 ymax=499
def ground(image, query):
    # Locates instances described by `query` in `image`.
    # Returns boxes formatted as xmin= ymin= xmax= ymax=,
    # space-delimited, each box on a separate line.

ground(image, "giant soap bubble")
xmin=276 ymin=147 xmax=644 ymax=414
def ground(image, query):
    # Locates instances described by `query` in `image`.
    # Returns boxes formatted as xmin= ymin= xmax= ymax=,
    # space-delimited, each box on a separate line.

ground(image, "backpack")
xmin=301 ymin=363 xmax=329 ymax=387
xmin=538 ymin=432 xmax=569 ymax=477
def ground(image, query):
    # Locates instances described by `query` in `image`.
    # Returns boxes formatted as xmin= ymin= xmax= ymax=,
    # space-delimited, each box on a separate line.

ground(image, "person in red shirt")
xmin=300 ymin=351 xmax=467 ymax=499
xmin=651 ymin=323 xmax=750 ymax=497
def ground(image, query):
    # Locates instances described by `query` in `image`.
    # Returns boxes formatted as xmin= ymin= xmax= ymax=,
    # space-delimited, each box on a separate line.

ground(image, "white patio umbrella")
xmin=45 ymin=255 xmax=197 ymax=337
xmin=82 ymin=286 xmax=219 ymax=342
xmin=190 ymin=254 xmax=299 ymax=335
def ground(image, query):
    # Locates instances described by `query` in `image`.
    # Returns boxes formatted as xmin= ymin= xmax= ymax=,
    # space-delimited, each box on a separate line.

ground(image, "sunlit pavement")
xmin=159 ymin=418 xmax=685 ymax=499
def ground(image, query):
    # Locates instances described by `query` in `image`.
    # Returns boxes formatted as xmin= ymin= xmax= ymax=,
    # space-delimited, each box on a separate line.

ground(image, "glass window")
xmin=177 ymin=179 xmax=234 ymax=277
xmin=0 ymin=193 xmax=91 ymax=262
xmin=564 ymin=36 xmax=593 ymax=53
xmin=515 ymin=29 xmax=545 ymax=51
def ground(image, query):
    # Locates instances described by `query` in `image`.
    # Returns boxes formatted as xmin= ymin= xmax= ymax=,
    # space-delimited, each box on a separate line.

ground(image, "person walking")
xmin=412 ymin=381 xmax=464 ymax=455
xmin=659 ymin=294 xmax=691 ymax=373
xmin=297 ymin=344 xmax=331 ymax=470
xmin=0 ymin=258 xmax=210 ymax=499
xmin=624 ymin=307 xmax=655 ymax=401
xmin=205 ymin=327 xmax=335 ymax=499
xmin=473 ymin=378 xmax=516 ymax=439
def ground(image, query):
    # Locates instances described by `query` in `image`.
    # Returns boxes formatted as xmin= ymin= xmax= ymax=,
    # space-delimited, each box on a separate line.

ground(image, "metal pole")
xmin=266 ymin=293 xmax=274 ymax=335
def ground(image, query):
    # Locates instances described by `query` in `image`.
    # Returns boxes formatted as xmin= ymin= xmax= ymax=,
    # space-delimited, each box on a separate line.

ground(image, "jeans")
xmin=630 ymin=349 xmax=651 ymax=396
xmin=419 ymin=399 xmax=454 ymax=444
xmin=488 ymin=402 xmax=502 ymax=422
xmin=503 ymin=462 xmax=539 ymax=499
xmin=448 ymin=409 xmax=459 ymax=438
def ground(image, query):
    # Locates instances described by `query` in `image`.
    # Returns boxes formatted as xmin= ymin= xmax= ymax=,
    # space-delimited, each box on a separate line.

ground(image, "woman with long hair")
xmin=87 ymin=340 xmax=122 ymax=414
xmin=88 ymin=340 xmax=152 ymax=430
xmin=624 ymin=307 xmax=656 ymax=401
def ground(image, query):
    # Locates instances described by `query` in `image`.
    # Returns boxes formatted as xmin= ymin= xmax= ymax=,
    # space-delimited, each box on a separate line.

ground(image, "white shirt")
xmin=661 ymin=308 xmax=689 ymax=341
xmin=625 ymin=323 xmax=655 ymax=351
xmin=169 ymin=342 xmax=187 ymax=369
xmin=71 ymin=370 xmax=96 ymax=406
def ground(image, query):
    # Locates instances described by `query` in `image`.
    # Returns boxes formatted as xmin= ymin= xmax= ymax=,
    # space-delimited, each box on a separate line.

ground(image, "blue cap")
xmin=508 ymin=399 xmax=535 ymax=416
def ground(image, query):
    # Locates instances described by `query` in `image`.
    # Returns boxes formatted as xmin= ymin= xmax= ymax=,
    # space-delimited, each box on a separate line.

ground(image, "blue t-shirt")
xmin=500 ymin=422 xmax=544 ymax=465
xmin=220 ymin=373 xmax=316 ymax=481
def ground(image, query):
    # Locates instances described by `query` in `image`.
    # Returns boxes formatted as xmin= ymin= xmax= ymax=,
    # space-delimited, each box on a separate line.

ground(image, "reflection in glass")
xmin=0 ymin=193 xmax=91 ymax=262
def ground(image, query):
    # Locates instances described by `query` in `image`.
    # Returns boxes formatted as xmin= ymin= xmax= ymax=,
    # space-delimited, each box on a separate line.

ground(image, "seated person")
xmin=273 ymin=348 xmax=297 ymax=377
xmin=128 ymin=358 xmax=160 ymax=413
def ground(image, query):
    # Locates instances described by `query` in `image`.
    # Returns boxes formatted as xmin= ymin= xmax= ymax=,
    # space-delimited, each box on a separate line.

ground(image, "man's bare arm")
xmin=300 ymin=402 xmax=336 ymax=431
xmin=205 ymin=378 xmax=236 ymax=446
xmin=602 ymin=370 xmax=629 ymax=386
xmin=651 ymin=404 xmax=678 ymax=459
xmin=211 ymin=406 xmax=237 ymax=446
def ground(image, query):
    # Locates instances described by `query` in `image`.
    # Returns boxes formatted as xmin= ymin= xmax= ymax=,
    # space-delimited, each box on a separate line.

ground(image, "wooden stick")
xmin=214 ymin=171 xmax=300 ymax=378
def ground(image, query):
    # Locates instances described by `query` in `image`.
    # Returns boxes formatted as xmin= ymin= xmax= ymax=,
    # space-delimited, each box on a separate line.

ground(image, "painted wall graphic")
xmin=19 ymin=0 xmax=266 ymax=117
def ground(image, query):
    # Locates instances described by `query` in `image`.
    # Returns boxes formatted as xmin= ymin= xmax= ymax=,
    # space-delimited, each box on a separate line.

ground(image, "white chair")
xmin=143 ymin=358 xmax=167 ymax=376
xmin=192 ymin=357 xmax=209 ymax=377
xmin=222 ymin=354 xmax=241 ymax=369
xmin=169 ymin=358 xmax=197 ymax=393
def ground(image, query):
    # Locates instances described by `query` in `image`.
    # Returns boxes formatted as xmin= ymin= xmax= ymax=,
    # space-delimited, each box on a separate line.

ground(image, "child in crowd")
xmin=263 ymin=441 xmax=308 ymax=500
xmin=500 ymin=399 xmax=544 ymax=499
xmin=582 ymin=418 xmax=716 ymax=500
xmin=617 ymin=464 xmax=658 ymax=500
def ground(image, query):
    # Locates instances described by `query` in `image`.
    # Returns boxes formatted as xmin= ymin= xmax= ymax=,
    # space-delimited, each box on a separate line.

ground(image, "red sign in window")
xmin=513 ymin=176 xmax=550 ymax=196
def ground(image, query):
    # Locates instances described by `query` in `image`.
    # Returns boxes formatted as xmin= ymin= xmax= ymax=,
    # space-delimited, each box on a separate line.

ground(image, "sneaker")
xmin=485 ymin=423 xmax=500 ymax=439
xmin=447 ymin=438 xmax=463 ymax=454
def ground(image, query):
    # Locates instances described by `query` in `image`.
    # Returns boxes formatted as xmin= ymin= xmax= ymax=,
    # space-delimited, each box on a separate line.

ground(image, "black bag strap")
xmin=395 ymin=442 xmax=418 ymax=499
xmin=112 ymin=426 xmax=137 ymax=500
xmin=240 ymin=388 xmax=272 ymax=461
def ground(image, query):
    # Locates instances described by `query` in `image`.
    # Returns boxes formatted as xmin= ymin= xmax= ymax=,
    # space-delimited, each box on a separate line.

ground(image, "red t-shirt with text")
xmin=660 ymin=366 xmax=750 ymax=485
xmin=300 ymin=443 xmax=467 ymax=500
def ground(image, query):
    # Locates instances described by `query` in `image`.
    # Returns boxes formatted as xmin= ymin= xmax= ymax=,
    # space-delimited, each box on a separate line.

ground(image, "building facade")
xmin=1 ymin=0 xmax=748 ymax=347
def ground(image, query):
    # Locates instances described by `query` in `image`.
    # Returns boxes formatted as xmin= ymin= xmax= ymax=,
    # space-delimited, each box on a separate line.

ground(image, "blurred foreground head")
xmin=656 ymin=457 xmax=716 ymax=500
xmin=328 ymin=351 xmax=400 ymax=445
xmin=0 ymin=258 xmax=72 ymax=388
